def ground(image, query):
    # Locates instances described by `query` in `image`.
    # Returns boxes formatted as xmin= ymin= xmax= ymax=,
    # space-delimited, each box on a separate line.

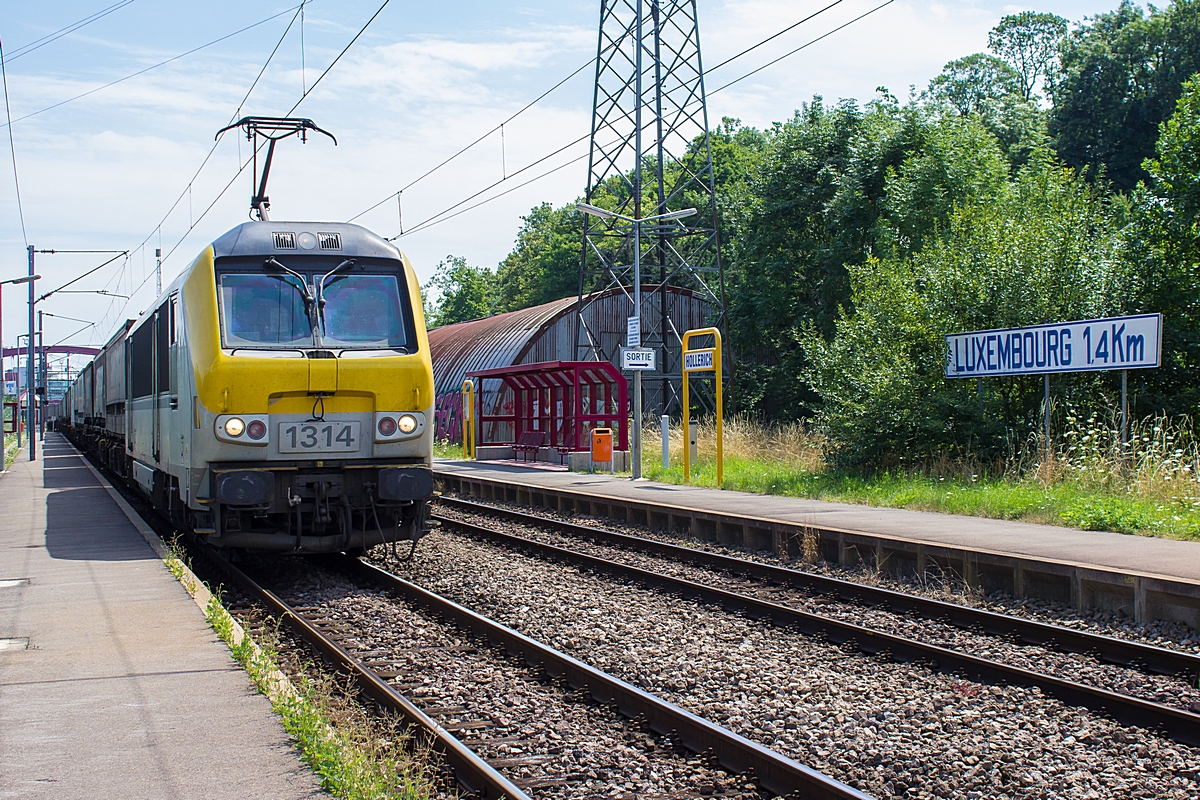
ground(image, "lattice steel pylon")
xmin=576 ymin=0 xmax=727 ymax=420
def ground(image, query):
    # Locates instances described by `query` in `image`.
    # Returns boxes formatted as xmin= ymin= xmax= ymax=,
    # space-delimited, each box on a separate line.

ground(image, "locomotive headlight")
xmin=375 ymin=411 xmax=422 ymax=442
xmin=216 ymin=414 xmax=268 ymax=445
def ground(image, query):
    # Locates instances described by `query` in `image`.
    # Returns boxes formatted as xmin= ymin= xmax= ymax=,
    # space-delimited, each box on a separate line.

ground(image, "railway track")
xmin=431 ymin=497 xmax=1200 ymax=748
xmin=208 ymin=550 xmax=871 ymax=799
xmin=71 ymin=426 xmax=869 ymax=798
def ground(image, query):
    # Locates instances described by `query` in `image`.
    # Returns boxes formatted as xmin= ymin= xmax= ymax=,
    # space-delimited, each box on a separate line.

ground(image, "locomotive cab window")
xmin=216 ymin=257 xmax=415 ymax=352
xmin=320 ymin=274 xmax=407 ymax=349
xmin=219 ymin=274 xmax=312 ymax=347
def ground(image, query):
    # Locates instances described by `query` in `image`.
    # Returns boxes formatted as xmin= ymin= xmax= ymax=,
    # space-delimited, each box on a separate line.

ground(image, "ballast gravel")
xmin=442 ymin=496 xmax=1200 ymax=659
xmin=432 ymin=504 xmax=1200 ymax=712
xmin=373 ymin=530 xmax=1200 ymax=800
xmin=261 ymin=560 xmax=765 ymax=800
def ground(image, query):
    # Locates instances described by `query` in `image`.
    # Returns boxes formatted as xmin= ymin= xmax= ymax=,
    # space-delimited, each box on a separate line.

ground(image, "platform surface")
xmin=436 ymin=459 xmax=1200 ymax=583
xmin=0 ymin=434 xmax=327 ymax=800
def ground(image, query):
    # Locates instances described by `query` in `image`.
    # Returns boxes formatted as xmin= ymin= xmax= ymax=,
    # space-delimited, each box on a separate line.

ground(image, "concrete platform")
xmin=0 ymin=434 xmax=327 ymax=799
xmin=435 ymin=459 xmax=1200 ymax=629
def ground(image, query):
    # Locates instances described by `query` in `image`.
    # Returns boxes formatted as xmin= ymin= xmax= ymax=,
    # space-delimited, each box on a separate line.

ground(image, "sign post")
xmin=945 ymin=314 xmax=1162 ymax=463
xmin=577 ymin=203 xmax=698 ymax=480
xmin=461 ymin=379 xmax=475 ymax=459
xmin=681 ymin=327 xmax=723 ymax=484
xmin=620 ymin=347 xmax=655 ymax=371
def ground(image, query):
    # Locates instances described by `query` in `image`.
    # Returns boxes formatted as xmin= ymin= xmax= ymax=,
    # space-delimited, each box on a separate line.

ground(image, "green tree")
xmin=988 ymin=11 xmax=1069 ymax=100
xmin=1049 ymin=0 xmax=1200 ymax=190
xmin=926 ymin=53 xmax=1022 ymax=116
xmin=924 ymin=54 xmax=1047 ymax=167
xmin=428 ymin=255 xmax=496 ymax=327
xmin=803 ymin=151 xmax=1124 ymax=467
xmin=1122 ymin=74 xmax=1200 ymax=414
xmin=494 ymin=203 xmax=583 ymax=312
xmin=881 ymin=114 xmax=1012 ymax=256
xmin=727 ymin=98 xmax=869 ymax=418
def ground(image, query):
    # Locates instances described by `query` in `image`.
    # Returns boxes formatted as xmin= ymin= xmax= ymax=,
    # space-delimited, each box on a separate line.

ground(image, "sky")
xmin=0 ymin=0 xmax=1114 ymax=362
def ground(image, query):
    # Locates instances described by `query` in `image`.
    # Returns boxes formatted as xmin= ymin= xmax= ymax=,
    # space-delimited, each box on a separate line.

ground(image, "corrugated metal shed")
xmin=429 ymin=286 xmax=712 ymax=442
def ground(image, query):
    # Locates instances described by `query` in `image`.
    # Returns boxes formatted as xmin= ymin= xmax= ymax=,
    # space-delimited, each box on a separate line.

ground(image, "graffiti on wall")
xmin=434 ymin=389 xmax=464 ymax=444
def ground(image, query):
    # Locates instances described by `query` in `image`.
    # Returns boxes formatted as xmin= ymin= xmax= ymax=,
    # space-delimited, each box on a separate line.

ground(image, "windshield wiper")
xmin=315 ymin=259 xmax=356 ymax=336
xmin=265 ymin=257 xmax=321 ymax=346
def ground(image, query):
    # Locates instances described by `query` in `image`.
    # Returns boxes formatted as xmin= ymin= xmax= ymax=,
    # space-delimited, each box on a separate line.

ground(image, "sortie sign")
xmin=945 ymin=314 xmax=1162 ymax=378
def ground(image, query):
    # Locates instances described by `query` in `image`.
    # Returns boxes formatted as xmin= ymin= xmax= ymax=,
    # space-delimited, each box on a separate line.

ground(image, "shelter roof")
xmin=468 ymin=360 xmax=624 ymax=387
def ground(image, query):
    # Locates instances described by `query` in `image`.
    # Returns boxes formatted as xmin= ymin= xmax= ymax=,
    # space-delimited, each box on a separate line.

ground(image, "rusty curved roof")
xmin=428 ymin=295 xmax=578 ymax=397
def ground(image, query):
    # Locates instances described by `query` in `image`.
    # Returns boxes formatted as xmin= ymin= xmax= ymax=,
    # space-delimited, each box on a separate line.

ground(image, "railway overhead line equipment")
xmin=432 ymin=498 xmax=1200 ymax=748
xmin=209 ymin=550 xmax=870 ymax=800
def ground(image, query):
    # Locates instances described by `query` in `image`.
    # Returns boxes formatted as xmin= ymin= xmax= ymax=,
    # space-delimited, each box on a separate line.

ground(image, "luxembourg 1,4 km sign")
xmin=945 ymin=313 xmax=1162 ymax=378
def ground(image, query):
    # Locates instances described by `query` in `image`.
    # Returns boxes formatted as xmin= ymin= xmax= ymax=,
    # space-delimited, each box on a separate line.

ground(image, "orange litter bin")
xmin=591 ymin=427 xmax=613 ymax=473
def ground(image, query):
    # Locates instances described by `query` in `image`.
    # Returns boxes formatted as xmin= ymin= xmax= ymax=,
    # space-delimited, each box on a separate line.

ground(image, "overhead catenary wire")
xmin=345 ymin=57 xmax=596 ymax=223
xmin=39 ymin=311 xmax=96 ymax=326
xmin=703 ymin=0 xmax=845 ymax=73
xmin=50 ymin=321 xmax=98 ymax=349
xmin=0 ymin=37 xmax=28 ymax=246
xmin=381 ymin=3 xmax=899 ymax=240
xmin=4 ymin=1 xmax=136 ymax=63
xmin=347 ymin=0 xmax=871 ymax=232
xmin=396 ymin=147 xmax=593 ymax=239
xmin=95 ymin=3 xmax=307 ymax=332
xmin=710 ymin=0 xmax=897 ymax=95
xmin=387 ymin=130 xmax=592 ymax=235
xmin=283 ymin=0 xmax=392 ymax=116
xmin=104 ymin=0 xmax=393 ymax=330
xmin=2 ymin=5 xmax=302 ymax=128
xmin=157 ymin=0 xmax=394 ymax=261
xmin=38 ymin=251 xmax=128 ymax=301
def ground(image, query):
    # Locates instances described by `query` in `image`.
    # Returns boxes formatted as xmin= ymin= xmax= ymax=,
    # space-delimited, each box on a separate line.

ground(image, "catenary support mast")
xmin=576 ymin=0 xmax=728 ymax=422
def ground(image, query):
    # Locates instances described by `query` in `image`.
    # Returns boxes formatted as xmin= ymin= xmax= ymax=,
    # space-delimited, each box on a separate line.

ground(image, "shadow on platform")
xmin=44 ymin=486 xmax=155 ymax=562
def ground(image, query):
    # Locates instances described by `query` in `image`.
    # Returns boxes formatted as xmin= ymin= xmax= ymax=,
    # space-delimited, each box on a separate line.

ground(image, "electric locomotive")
xmin=63 ymin=219 xmax=435 ymax=553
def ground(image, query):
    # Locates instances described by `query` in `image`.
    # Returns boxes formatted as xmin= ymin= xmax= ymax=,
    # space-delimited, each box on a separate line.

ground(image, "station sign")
xmin=621 ymin=347 xmax=656 ymax=371
xmin=626 ymin=316 xmax=641 ymax=348
xmin=945 ymin=313 xmax=1162 ymax=378
xmin=684 ymin=349 xmax=715 ymax=372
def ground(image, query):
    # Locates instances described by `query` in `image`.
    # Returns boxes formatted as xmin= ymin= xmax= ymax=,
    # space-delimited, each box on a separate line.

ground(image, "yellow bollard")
xmin=681 ymin=327 xmax=722 ymax=485
xmin=461 ymin=379 xmax=476 ymax=459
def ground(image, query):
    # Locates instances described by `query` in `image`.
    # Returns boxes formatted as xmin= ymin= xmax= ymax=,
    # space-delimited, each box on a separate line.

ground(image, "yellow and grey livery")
xmin=62 ymin=220 xmax=435 ymax=553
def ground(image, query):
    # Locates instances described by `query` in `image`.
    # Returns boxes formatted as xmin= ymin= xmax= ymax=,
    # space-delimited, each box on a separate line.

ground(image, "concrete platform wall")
xmin=437 ymin=472 xmax=1200 ymax=631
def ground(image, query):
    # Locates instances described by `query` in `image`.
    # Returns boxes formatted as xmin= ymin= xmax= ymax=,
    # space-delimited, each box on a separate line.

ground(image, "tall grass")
xmin=641 ymin=412 xmax=1200 ymax=541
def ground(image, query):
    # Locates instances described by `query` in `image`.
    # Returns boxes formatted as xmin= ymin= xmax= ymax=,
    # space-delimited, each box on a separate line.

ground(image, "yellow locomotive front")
xmin=140 ymin=221 xmax=435 ymax=553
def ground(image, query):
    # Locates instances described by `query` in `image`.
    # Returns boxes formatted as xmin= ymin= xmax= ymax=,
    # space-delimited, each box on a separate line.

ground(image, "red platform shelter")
xmin=467 ymin=361 xmax=629 ymax=453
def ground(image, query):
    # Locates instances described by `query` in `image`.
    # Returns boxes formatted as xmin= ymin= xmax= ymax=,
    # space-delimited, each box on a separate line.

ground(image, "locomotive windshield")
xmin=220 ymin=274 xmax=312 ymax=347
xmin=217 ymin=261 xmax=413 ymax=351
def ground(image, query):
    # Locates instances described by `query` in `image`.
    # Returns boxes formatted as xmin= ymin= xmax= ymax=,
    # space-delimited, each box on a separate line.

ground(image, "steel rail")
xmin=435 ymin=512 xmax=1200 ymax=748
xmin=206 ymin=556 xmax=532 ymax=800
xmin=342 ymin=556 xmax=872 ymax=800
xmin=437 ymin=497 xmax=1200 ymax=680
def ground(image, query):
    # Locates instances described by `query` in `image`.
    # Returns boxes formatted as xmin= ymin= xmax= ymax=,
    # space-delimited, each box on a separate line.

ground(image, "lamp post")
xmin=576 ymin=203 xmax=696 ymax=479
xmin=26 ymin=246 xmax=37 ymax=460
xmin=1 ymin=273 xmax=39 ymax=457
xmin=21 ymin=247 xmax=126 ymax=460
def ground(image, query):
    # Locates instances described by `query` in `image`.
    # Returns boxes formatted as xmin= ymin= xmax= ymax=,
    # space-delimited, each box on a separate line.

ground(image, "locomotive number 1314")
xmin=279 ymin=422 xmax=360 ymax=453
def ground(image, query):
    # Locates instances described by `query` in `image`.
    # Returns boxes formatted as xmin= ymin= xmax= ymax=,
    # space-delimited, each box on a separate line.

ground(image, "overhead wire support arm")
xmin=215 ymin=116 xmax=336 ymax=221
